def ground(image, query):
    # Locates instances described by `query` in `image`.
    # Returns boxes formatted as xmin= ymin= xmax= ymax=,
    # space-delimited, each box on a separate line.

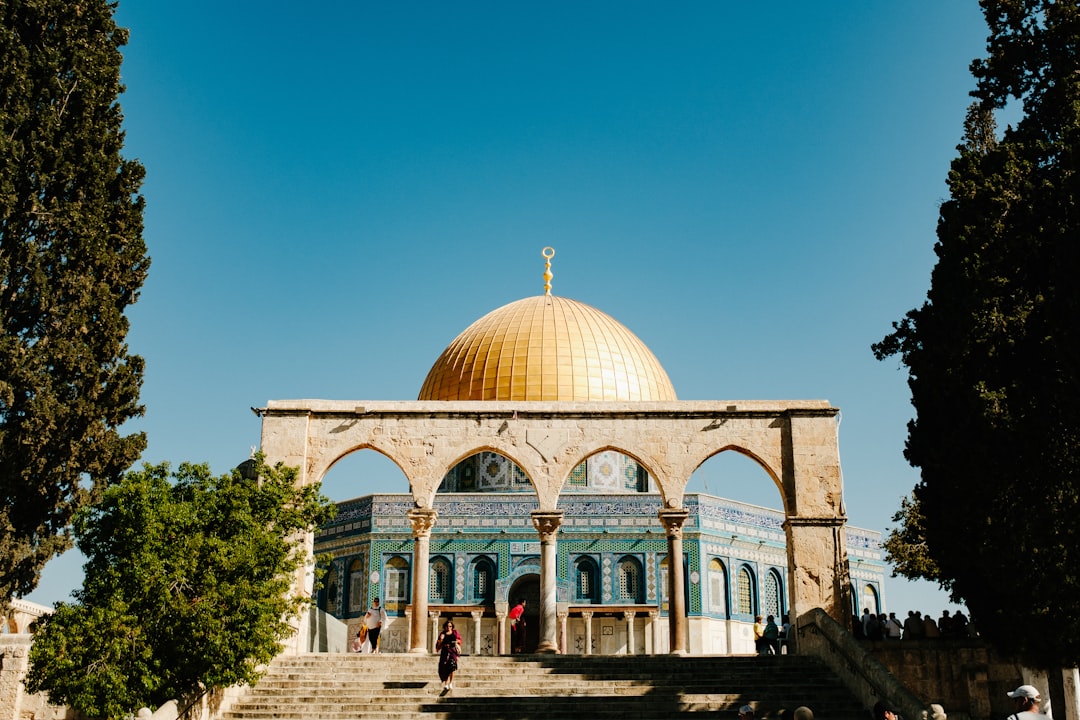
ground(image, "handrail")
xmin=797 ymin=608 xmax=927 ymax=720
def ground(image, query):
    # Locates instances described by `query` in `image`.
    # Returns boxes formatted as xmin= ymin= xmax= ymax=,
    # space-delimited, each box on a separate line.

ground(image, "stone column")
xmin=471 ymin=610 xmax=483 ymax=655
xmin=407 ymin=507 xmax=438 ymax=653
xmin=623 ymin=611 xmax=637 ymax=655
xmin=429 ymin=611 xmax=441 ymax=653
xmin=558 ymin=609 xmax=569 ymax=655
xmin=496 ymin=610 xmax=507 ymax=655
xmin=647 ymin=610 xmax=659 ymax=655
xmin=581 ymin=610 xmax=594 ymax=655
xmin=784 ymin=515 xmax=851 ymax=635
xmin=0 ymin=639 xmax=30 ymax=720
xmin=330 ymin=557 xmax=347 ymax=618
xmin=658 ymin=508 xmax=690 ymax=655
xmin=531 ymin=510 xmax=564 ymax=653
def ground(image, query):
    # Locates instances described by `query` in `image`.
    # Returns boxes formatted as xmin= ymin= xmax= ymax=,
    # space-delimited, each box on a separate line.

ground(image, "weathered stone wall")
xmin=0 ymin=635 xmax=75 ymax=720
xmin=797 ymin=608 xmax=1072 ymax=720
xmin=869 ymin=640 xmax=1043 ymax=720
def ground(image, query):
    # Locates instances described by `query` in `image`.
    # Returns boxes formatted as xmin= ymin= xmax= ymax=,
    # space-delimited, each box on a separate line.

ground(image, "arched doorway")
xmin=508 ymin=574 xmax=541 ymax=653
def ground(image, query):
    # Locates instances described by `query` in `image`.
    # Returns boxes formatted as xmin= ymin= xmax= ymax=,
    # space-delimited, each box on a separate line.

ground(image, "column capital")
xmin=470 ymin=610 xmax=483 ymax=620
xmin=783 ymin=515 xmax=847 ymax=529
xmin=622 ymin=610 xmax=636 ymax=621
xmin=530 ymin=510 xmax=564 ymax=540
xmin=428 ymin=610 xmax=441 ymax=619
xmin=495 ymin=611 xmax=507 ymax=620
xmin=580 ymin=610 xmax=593 ymax=620
xmin=657 ymin=508 xmax=690 ymax=537
xmin=407 ymin=507 xmax=439 ymax=537
xmin=647 ymin=610 xmax=659 ymax=619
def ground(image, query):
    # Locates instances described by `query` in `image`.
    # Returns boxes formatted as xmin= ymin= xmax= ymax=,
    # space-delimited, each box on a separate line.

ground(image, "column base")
xmin=535 ymin=641 xmax=559 ymax=654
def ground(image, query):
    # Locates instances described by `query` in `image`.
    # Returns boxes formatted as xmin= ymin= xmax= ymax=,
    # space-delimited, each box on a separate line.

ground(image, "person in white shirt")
xmin=364 ymin=598 xmax=388 ymax=653
xmin=1007 ymin=685 xmax=1045 ymax=720
xmin=885 ymin=612 xmax=903 ymax=640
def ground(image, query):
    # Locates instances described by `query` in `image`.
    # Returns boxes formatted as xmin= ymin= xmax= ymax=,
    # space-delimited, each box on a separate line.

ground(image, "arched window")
xmin=385 ymin=555 xmax=410 ymax=603
xmin=763 ymin=569 xmax=783 ymax=618
xmin=616 ymin=556 xmax=643 ymax=603
xmin=736 ymin=566 xmax=755 ymax=616
xmin=324 ymin=564 xmax=340 ymax=615
xmin=574 ymin=556 xmax=599 ymax=603
xmin=348 ymin=558 xmax=366 ymax=614
xmin=708 ymin=558 xmax=727 ymax=615
xmin=430 ymin=557 xmax=452 ymax=603
xmin=863 ymin=583 xmax=880 ymax=615
xmin=472 ymin=557 xmax=495 ymax=603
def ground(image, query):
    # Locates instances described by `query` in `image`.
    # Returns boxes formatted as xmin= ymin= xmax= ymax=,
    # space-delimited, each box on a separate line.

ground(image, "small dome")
xmin=418 ymin=294 xmax=676 ymax=402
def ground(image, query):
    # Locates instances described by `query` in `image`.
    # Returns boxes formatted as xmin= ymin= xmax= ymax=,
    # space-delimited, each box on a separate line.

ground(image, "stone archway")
xmin=508 ymin=575 xmax=541 ymax=653
xmin=259 ymin=399 xmax=851 ymax=655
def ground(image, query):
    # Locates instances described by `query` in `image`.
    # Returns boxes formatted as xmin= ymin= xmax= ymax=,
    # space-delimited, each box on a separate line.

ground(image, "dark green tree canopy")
xmin=0 ymin=1 xmax=148 ymax=601
xmin=24 ymin=457 xmax=335 ymax=720
xmin=874 ymin=0 xmax=1080 ymax=669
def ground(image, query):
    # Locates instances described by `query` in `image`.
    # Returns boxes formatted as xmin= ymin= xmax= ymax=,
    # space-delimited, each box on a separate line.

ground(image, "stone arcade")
xmin=257 ymin=249 xmax=884 ymax=655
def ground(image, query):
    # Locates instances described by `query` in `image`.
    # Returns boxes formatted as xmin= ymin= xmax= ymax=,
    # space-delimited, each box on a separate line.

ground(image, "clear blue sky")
xmin=28 ymin=1 xmax=991 ymax=617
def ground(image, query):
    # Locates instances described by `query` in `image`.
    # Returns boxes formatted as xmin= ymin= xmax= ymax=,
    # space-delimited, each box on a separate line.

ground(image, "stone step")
xmin=222 ymin=653 xmax=867 ymax=720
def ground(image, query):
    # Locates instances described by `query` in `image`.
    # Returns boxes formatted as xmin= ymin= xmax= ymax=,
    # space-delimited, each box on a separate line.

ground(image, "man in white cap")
xmin=1007 ymin=685 xmax=1044 ymax=720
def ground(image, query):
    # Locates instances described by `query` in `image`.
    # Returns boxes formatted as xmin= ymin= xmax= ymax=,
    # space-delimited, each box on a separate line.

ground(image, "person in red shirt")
xmin=508 ymin=598 xmax=526 ymax=653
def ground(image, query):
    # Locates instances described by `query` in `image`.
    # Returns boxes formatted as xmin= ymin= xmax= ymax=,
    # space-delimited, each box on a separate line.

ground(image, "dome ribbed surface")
xmin=418 ymin=295 xmax=676 ymax=402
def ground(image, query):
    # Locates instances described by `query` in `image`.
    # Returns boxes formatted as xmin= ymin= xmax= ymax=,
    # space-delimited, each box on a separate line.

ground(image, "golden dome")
xmin=418 ymin=294 xmax=676 ymax=402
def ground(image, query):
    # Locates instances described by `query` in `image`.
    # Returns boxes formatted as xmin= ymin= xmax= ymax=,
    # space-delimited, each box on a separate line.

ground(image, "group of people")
xmin=351 ymin=596 xmax=530 ymax=693
xmin=349 ymin=598 xmax=388 ymax=654
xmin=353 ymin=597 xmax=1037 ymax=718
xmin=857 ymin=608 xmax=973 ymax=641
xmin=870 ymin=683 xmax=1043 ymax=720
xmin=753 ymin=614 xmax=790 ymax=654
xmin=436 ymin=596 xmax=527 ymax=692
xmin=738 ymin=702 xmax=814 ymax=720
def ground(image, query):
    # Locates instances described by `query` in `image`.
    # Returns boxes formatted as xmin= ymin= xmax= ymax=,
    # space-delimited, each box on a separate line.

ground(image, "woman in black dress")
xmin=436 ymin=619 xmax=462 ymax=690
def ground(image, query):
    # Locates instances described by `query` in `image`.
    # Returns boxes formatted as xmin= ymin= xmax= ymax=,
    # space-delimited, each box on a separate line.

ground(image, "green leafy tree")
xmin=24 ymin=457 xmax=335 ymax=719
xmin=873 ymin=0 xmax=1080 ymax=669
xmin=0 ymin=0 xmax=149 ymax=602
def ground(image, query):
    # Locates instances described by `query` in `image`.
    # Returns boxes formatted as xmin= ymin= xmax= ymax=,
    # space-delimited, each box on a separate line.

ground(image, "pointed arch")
xmin=762 ymin=567 xmax=784 ymax=619
xmin=573 ymin=555 xmax=600 ymax=604
xmin=615 ymin=555 xmax=644 ymax=603
xmin=439 ymin=448 xmax=537 ymax=495
xmin=707 ymin=558 xmax=728 ymax=616
xmin=384 ymin=555 xmax=411 ymax=604
xmin=561 ymin=448 xmax=653 ymax=494
xmin=471 ymin=555 xmax=496 ymax=604
xmin=690 ymin=445 xmax=786 ymax=513
xmin=429 ymin=555 xmax=453 ymax=603
xmin=735 ymin=565 xmax=756 ymax=618
xmin=318 ymin=445 xmax=413 ymax=501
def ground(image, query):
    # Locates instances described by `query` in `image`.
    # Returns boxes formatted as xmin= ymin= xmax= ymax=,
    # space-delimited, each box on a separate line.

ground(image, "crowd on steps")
xmin=854 ymin=608 xmax=976 ymax=641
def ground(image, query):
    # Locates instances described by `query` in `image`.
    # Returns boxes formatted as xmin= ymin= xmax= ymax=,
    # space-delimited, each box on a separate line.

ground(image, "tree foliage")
xmin=0 ymin=0 xmax=149 ymax=603
xmin=24 ymin=457 xmax=336 ymax=719
xmin=873 ymin=0 xmax=1080 ymax=669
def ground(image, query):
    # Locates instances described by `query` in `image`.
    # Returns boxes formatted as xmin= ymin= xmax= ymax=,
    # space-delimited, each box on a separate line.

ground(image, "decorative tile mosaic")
xmin=602 ymin=555 xmax=612 ymax=602
xmin=316 ymin=491 xmax=884 ymax=621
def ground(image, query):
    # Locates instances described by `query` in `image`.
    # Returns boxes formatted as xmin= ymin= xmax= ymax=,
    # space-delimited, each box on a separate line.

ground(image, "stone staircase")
xmin=222 ymin=653 xmax=872 ymax=720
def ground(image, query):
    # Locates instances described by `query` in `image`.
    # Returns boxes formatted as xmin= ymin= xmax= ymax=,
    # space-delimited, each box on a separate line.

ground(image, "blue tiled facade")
xmin=315 ymin=483 xmax=886 ymax=654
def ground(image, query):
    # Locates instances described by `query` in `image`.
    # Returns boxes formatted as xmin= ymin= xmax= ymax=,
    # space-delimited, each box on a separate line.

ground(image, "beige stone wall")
xmin=870 ymin=640 xmax=1036 ymax=720
xmin=0 ymin=636 xmax=73 ymax=720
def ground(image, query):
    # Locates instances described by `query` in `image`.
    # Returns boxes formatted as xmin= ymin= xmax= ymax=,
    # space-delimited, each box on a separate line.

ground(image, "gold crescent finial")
xmin=542 ymin=247 xmax=555 ymax=295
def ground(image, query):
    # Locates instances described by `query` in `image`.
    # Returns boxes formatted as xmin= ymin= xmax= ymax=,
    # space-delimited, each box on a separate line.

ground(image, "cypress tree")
xmin=0 ymin=0 xmax=148 ymax=602
xmin=874 ymin=0 xmax=1080 ymax=668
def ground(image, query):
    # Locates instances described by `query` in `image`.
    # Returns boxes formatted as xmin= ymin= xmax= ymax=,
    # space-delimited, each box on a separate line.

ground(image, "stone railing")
xmin=796 ymin=608 xmax=929 ymax=720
